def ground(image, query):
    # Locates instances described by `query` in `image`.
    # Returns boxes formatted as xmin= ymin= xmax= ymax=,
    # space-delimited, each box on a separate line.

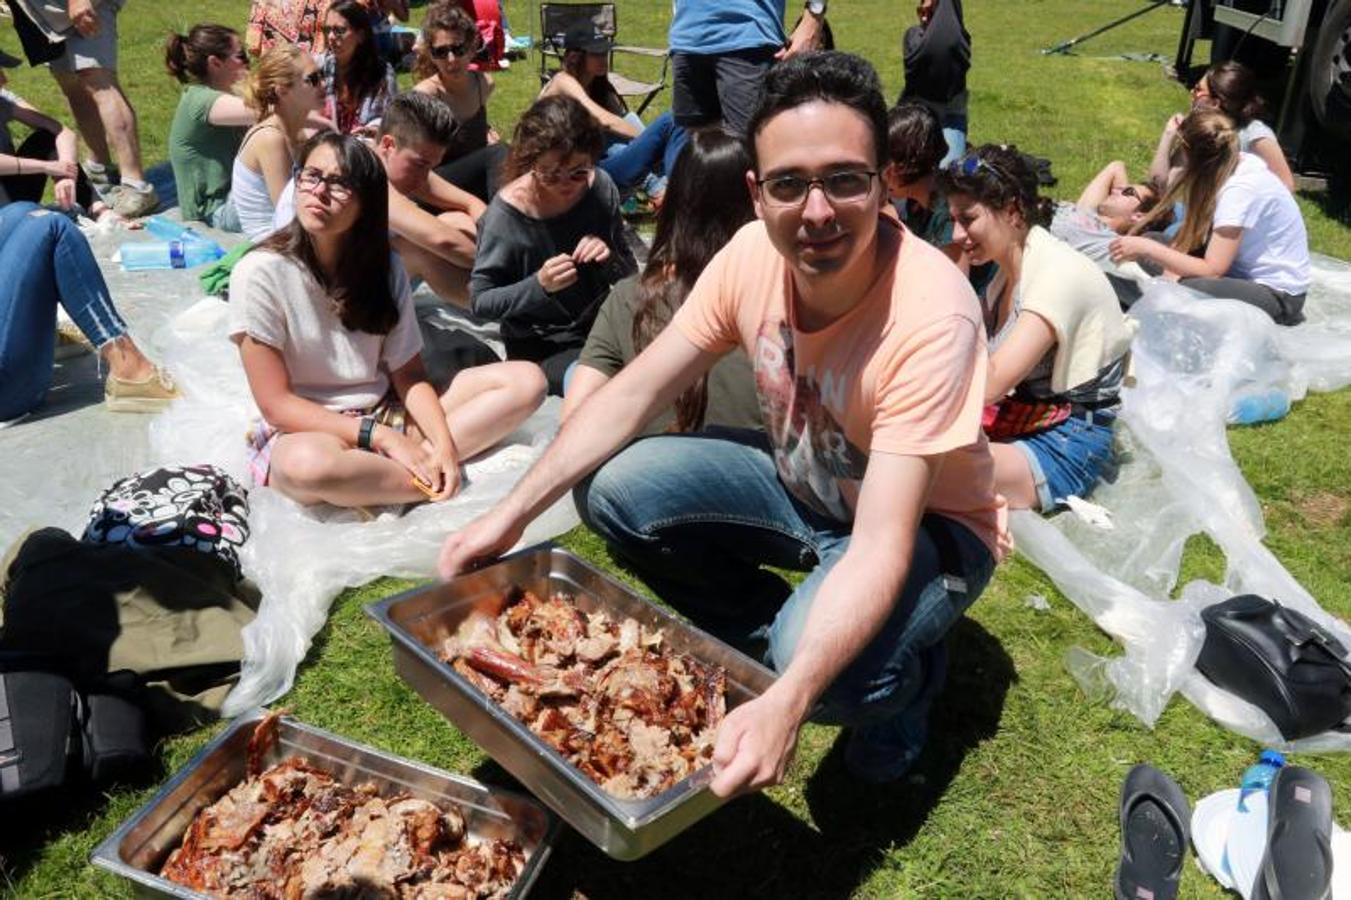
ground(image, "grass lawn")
xmin=3 ymin=1 xmax=1350 ymax=897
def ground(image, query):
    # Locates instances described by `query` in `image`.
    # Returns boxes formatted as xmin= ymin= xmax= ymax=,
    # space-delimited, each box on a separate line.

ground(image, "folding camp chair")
xmin=537 ymin=2 xmax=669 ymax=117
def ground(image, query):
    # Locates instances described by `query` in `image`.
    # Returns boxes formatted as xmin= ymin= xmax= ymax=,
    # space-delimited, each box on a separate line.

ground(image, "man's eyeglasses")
xmin=297 ymin=167 xmax=354 ymax=202
xmin=322 ymin=25 xmax=350 ymax=39
xmin=430 ymin=41 xmax=472 ymax=60
xmin=534 ymin=165 xmax=593 ymax=185
xmin=755 ymin=170 xmax=877 ymax=207
xmin=301 ymin=70 xmax=323 ymax=88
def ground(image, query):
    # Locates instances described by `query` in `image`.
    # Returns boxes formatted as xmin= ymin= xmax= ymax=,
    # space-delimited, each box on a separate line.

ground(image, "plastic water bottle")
xmin=119 ymin=240 xmax=225 ymax=271
xmin=1227 ymin=389 xmax=1291 ymax=425
xmin=142 ymin=214 xmax=209 ymax=244
xmin=1237 ymin=749 xmax=1285 ymax=812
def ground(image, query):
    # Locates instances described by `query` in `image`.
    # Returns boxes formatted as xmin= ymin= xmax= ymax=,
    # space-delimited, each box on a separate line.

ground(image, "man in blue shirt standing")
xmin=669 ymin=0 xmax=827 ymax=135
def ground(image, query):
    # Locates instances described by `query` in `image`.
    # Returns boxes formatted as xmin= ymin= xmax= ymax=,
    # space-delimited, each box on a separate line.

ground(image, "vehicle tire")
xmin=1309 ymin=0 xmax=1351 ymax=140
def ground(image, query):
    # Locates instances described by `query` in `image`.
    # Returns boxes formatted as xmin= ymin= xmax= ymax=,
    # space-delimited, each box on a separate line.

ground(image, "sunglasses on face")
xmin=430 ymin=41 xmax=473 ymax=60
xmin=755 ymin=170 xmax=877 ymax=207
xmin=1120 ymin=185 xmax=1142 ymax=199
xmin=534 ymin=165 xmax=593 ymax=185
xmin=223 ymin=49 xmax=249 ymax=64
xmin=322 ymin=25 xmax=350 ymax=39
xmin=301 ymin=70 xmax=322 ymax=88
xmin=297 ymin=167 xmax=354 ymax=201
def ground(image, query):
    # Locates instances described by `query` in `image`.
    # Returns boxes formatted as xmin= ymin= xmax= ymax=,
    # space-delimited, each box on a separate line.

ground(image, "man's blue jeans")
xmin=0 ymin=202 xmax=128 ymax=420
xmin=576 ymin=429 xmax=996 ymax=728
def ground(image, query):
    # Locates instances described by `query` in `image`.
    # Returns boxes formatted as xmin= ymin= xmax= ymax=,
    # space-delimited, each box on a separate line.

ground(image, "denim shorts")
xmin=1011 ymin=410 xmax=1118 ymax=510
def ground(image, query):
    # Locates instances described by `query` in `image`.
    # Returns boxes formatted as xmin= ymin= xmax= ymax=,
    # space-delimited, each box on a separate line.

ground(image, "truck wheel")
xmin=1309 ymin=0 xmax=1351 ymax=140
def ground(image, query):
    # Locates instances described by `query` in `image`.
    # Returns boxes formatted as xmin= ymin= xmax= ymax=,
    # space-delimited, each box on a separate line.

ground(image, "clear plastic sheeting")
xmin=0 ymin=216 xmax=580 ymax=717
xmin=1014 ymin=254 xmax=1351 ymax=749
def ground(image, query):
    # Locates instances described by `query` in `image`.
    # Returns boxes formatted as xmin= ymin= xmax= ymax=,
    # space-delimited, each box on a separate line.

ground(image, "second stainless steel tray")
xmin=90 ymin=710 xmax=556 ymax=898
xmin=366 ymin=545 xmax=778 ymax=861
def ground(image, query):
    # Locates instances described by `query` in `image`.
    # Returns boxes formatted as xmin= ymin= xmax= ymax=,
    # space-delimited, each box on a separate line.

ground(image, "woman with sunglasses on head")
xmin=319 ymin=0 xmax=400 ymax=135
xmin=230 ymin=46 xmax=326 ymax=239
xmin=1150 ymin=59 xmax=1294 ymax=192
xmin=939 ymin=144 xmax=1134 ymax=512
xmin=1111 ymin=108 xmax=1310 ymax=326
xmin=562 ymin=127 xmax=762 ymax=432
xmin=471 ymin=95 xmax=637 ymax=396
xmin=166 ymin=24 xmax=256 ymax=229
xmin=539 ymin=24 xmax=683 ymax=200
xmin=413 ymin=3 xmax=506 ymax=203
xmin=230 ymin=132 xmax=545 ymax=508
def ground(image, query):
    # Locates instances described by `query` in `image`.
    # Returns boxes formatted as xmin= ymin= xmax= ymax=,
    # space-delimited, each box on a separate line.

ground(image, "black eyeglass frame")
xmin=754 ymin=170 xmax=879 ymax=207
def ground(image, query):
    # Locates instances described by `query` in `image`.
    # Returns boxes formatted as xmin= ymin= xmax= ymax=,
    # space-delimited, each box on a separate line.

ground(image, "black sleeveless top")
xmin=441 ymin=73 xmax=490 ymax=163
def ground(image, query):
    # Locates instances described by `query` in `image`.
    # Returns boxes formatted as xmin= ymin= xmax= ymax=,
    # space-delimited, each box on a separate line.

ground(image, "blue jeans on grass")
xmin=598 ymin=112 xmax=685 ymax=193
xmin=575 ymin=429 xmax=995 ymax=736
xmin=0 ymin=202 xmax=127 ymax=420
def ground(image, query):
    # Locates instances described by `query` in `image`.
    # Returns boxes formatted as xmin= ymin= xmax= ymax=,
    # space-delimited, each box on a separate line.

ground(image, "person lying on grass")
xmin=231 ymin=131 xmax=545 ymax=509
xmin=940 ymin=144 xmax=1134 ymax=513
xmin=1048 ymin=158 xmax=1164 ymax=268
xmin=1110 ymin=107 xmax=1311 ymax=327
xmin=442 ymin=51 xmax=1008 ymax=793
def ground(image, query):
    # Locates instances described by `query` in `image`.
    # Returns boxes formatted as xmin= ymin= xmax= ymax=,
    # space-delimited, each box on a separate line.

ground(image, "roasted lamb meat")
xmin=438 ymin=587 xmax=728 ymax=800
xmin=160 ymin=716 xmax=525 ymax=899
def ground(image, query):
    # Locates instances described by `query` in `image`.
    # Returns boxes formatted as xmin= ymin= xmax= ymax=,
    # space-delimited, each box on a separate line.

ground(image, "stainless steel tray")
xmin=90 ymin=710 xmax=557 ymax=899
xmin=365 ymin=545 xmax=778 ymax=861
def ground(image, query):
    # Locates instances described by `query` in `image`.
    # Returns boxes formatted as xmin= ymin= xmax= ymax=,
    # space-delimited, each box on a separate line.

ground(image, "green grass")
xmin=3 ymin=2 xmax=1350 ymax=898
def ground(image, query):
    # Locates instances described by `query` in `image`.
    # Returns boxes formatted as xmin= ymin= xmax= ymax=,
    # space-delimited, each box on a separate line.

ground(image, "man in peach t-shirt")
xmin=441 ymin=52 xmax=1008 ymax=793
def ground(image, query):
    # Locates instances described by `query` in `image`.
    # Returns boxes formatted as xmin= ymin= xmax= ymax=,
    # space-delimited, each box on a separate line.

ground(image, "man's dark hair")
xmin=885 ymin=101 xmax=948 ymax=179
xmin=379 ymin=91 xmax=455 ymax=149
xmin=745 ymin=51 xmax=888 ymax=172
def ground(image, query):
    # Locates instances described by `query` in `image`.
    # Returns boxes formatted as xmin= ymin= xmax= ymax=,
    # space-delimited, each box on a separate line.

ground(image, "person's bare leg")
xmin=394 ymin=235 xmax=471 ymax=308
xmin=440 ymin=361 xmax=547 ymax=458
xmin=53 ymin=71 xmax=111 ymax=166
xmin=436 ymin=210 xmax=477 ymax=267
xmin=270 ymin=432 xmax=426 ymax=507
xmin=100 ymin=335 xmax=155 ymax=381
xmin=990 ymin=442 xmax=1041 ymax=510
xmin=79 ymin=69 xmax=145 ymax=181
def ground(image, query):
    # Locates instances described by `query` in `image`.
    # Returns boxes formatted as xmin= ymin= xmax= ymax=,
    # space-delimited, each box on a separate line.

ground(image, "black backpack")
xmin=0 ymin=655 xmax=149 ymax=801
xmin=1196 ymin=594 xmax=1351 ymax=740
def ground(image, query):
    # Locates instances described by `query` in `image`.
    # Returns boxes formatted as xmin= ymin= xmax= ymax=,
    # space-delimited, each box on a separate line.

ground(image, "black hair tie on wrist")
xmin=357 ymin=416 xmax=377 ymax=451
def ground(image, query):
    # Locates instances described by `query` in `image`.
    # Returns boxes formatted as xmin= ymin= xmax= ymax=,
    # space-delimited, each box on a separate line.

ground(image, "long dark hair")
xmin=936 ymin=143 xmax=1055 ymax=229
xmin=165 ymin=24 xmax=238 ymax=84
xmin=561 ymin=49 xmax=625 ymax=117
xmin=632 ymin=128 xmax=755 ymax=432
xmin=502 ymin=95 xmax=605 ymax=181
xmin=328 ymin=0 xmax=387 ymax=108
xmin=1202 ymin=60 xmax=1267 ymax=126
xmin=258 ymin=132 xmax=398 ymax=334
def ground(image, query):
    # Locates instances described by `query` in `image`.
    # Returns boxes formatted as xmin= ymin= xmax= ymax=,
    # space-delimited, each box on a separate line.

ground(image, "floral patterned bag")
xmin=82 ymin=465 xmax=250 ymax=580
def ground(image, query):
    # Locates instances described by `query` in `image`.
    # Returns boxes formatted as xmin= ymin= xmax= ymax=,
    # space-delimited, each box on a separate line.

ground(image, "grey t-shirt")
xmin=579 ymin=275 xmax=763 ymax=435
xmin=1049 ymin=201 xmax=1116 ymax=266
xmin=469 ymin=169 xmax=637 ymax=347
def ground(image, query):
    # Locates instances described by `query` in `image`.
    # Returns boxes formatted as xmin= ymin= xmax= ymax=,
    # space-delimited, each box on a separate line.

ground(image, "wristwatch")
xmin=806 ymin=0 xmax=827 ymax=18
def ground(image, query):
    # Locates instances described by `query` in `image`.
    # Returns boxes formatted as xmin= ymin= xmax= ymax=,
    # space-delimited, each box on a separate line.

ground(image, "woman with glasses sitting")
xmin=166 ymin=24 xmax=255 ymax=229
xmin=939 ymin=144 xmax=1134 ymax=512
xmin=319 ymin=0 xmax=400 ymax=135
xmin=230 ymin=46 xmax=326 ymax=239
xmin=413 ymin=3 xmax=505 ymax=204
xmin=539 ymin=24 xmax=682 ymax=204
xmin=470 ymin=95 xmax=637 ymax=395
xmin=230 ymin=132 xmax=545 ymax=508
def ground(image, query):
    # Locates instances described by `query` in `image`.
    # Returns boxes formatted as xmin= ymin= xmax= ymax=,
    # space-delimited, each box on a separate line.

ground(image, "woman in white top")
xmin=940 ymin=144 xmax=1135 ymax=511
xmin=1150 ymin=59 xmax=1295 ymax=192
xmin=229 ymin=132 xmax=545 ymax=508
xmin=1112 ymin=108 xmax=1311 ymax=326
xmin=230 ymin=45 xmax=325 ymax=240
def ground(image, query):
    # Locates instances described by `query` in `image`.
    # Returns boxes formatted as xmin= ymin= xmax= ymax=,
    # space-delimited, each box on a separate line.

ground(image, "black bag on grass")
xmin=1197 ymin=594 xmax=1351 ymax=740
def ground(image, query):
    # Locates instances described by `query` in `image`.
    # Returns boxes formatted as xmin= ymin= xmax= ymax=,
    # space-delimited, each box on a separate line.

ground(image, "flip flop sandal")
xmin=1115 ymin=764 xmax=1192 ymax=900
xmin=1251 ymin=766 xmax=1333 ymax=900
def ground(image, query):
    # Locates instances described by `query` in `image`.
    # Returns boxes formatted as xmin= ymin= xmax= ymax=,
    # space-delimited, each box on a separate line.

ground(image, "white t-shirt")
xmin=228 ymin=249 xmax=423 ymax=410
xmin=1214 ymin=153 xmax=1311 ymax=295
xmin=1239 ymin=119 xmax=1277 ymax=154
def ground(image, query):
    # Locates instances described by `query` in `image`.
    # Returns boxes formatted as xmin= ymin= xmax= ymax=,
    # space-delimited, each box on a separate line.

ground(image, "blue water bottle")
xmin=1227 ymin=389 xmax=1291 ymax=425
xmin=142 ymin=214 xmax=208 ymax=244
xmin=120 ymin=239 xmax=225 ymax=271
xmin=1237 ymin=749 xmax=1285 ymax=812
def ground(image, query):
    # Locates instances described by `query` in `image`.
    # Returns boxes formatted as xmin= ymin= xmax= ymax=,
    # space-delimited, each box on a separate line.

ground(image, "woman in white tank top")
xmin=230 ymin=44 xmax=326 ymax=239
